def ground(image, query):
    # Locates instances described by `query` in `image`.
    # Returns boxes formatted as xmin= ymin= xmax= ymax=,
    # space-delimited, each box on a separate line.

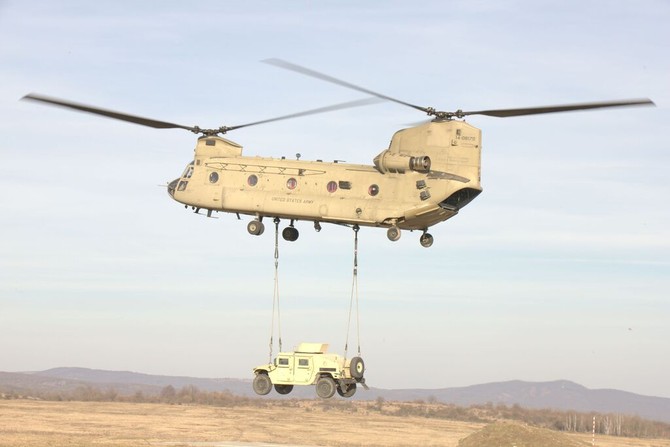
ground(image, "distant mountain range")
xmin=1 ymin=367 xmax=669 ymax=423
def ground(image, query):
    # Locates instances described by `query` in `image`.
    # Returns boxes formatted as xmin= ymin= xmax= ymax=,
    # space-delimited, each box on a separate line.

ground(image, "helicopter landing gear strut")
xmin=247 ymin=218 xmax=265 ymax=236
xmin=282 ymin=220 xmax=299 ymax=242
xmin=419 ymin=230 xmax=434 ymax=248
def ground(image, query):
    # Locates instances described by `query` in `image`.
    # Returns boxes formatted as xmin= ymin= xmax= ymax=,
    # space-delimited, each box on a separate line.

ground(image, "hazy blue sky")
xmin=1 ymin=1 xmax=668 ymax=398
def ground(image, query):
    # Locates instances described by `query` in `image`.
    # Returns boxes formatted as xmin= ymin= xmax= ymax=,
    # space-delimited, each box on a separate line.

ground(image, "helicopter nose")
xmin=167 ymin=178 xmax=179 ymax=197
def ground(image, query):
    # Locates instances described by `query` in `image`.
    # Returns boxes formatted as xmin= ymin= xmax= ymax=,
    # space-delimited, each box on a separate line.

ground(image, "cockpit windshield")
xmin=182 ymin=162 xmax=194 ymax=179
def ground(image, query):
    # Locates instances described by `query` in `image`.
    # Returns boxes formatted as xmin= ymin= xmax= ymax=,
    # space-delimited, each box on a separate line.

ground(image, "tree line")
xmin=385 ymin=400 xmax=670 ymax=439
xmin=2 ymin=386 xmax=669 ymax=439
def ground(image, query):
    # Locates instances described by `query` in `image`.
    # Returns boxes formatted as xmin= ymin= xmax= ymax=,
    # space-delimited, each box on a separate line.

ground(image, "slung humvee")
xmin=252 ymin=342 xmax=366 ymax=399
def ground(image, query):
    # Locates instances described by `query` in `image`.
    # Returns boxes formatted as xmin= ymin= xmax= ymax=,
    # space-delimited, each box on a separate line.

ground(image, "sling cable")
xmin=267 ymin=221 xmax=365 ymax=363
xmin=268 ymin=217 xmax=282 ymax=363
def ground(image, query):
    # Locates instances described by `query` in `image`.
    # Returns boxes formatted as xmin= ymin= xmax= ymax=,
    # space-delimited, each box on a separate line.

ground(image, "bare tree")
xmin=160 ymin=385 xmax=176 ymax=403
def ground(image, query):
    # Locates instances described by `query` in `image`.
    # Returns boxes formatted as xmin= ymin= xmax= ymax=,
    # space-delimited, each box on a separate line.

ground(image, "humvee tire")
xmin=349 ymin=356 xmax=365 ymax=379
xmin=274 ymin=384 xmax=294 ymax=395
xmin=253 ymin=373 xmax=272 ymax=395
xmin=336 ymin=382 xmax=357 ymax=398
xmin=316 ymin=376 xmax=336 ymax=399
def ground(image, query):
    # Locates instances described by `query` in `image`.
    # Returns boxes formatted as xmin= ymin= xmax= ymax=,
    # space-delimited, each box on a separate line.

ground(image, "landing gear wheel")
xmin=420 ymin=232 xmax=434 ymax=248
xmin=387 ymin=226 xmax=401 ymax=242
xmin=247 ymin=220 xmax=265 ymax=236
xmin=349 ymin=356 xmax=365 ymax=379
xmin=336 ymin=382 xmax=357 ymax=398
xmin=274 ymin=384 xmax=293 ymax=395
xmin=252 ymin=373 xmax=272 ymax=395
xmin=315 ymin=376 xmax=336 ymax=399
xmin=282 ymin=226 xmax=299 ymax=241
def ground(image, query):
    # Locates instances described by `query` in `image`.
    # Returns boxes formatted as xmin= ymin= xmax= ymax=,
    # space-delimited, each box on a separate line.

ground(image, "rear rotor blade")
xmin=461 ymin=99 xmax=655 ymax=118
xmin=263 ymin=60 xmax=655 ymax=121
xmin=263 ymin=58 xmax=430 ymax=114
xmin=22 ymin=93 xmax=198 ymax=132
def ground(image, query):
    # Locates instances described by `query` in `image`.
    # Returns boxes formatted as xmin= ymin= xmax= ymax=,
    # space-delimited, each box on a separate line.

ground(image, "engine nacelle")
xmin=373 ymin=151 xmax=431 ymax=174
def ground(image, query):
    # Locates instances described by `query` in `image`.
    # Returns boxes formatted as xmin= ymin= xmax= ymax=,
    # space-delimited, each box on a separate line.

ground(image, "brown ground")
xmin=1 ymin=400 xmax=669 ymax=447
xmin=457 ymin=421 xmax=587 ymax=447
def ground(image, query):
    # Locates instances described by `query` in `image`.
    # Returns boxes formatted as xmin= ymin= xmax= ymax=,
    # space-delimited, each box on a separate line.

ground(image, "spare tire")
xmin=349 ymin=356 xmax=365 ymax=379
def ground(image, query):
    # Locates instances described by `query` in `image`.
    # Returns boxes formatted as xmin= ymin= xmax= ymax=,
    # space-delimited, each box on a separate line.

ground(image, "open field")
xmin=1 ymin=400 xmax=670 ymax=447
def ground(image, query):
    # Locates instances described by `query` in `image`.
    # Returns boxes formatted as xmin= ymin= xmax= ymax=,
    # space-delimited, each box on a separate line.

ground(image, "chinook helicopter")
xmin=23 ymin=60 xmax=654 ymax=247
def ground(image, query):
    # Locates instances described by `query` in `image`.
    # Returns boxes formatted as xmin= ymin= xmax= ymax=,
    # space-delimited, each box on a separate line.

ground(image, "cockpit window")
xmin=182 ymin=162 xmax=195 ymax=179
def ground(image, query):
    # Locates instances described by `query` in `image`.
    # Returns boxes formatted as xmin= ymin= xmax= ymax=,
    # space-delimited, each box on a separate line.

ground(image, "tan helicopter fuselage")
xmin=168 ymin=119 xmax=483 ymax=231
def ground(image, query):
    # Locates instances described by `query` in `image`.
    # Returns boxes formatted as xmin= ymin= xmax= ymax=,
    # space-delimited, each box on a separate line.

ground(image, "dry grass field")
xmin=1 ymin=400 xmax=669 ymax=447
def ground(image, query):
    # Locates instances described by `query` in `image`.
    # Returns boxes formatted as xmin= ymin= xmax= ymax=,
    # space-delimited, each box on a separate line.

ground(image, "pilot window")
xmin=182 ymin=163 xmax=194 ymax=179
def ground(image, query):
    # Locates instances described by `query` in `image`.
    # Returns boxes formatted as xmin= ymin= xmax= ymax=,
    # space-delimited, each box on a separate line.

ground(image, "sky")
xmin=1 ymin=1 xmax=669 ymax=398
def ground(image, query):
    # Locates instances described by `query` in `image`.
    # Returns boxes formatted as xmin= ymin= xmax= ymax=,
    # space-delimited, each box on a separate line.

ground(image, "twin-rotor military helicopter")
xmin=23 ymin=59 xmax=654 ymax=247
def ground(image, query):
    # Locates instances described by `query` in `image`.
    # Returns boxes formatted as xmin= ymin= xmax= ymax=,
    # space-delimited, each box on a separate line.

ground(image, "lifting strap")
xmin=344 ymin=225 xmax=361 ymax=359
xmin=268 ymin=218 xmax=282 ymax=362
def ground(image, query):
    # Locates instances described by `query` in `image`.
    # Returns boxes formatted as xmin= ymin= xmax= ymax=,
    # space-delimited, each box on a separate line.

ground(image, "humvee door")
xmin=273 ymin=354 xmax=314 ymax=384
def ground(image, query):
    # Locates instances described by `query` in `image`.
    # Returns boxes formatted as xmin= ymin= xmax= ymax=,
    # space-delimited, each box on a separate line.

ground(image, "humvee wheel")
xmin=336 ymin=382 xmax=357 ymax=398
xmin=252 ymin=373 xmax=272 ymax=395
xmin=349 ymin=356 xmax=365 ymax=379
xmin=316 ymin=376 xmax=336 ymax=399
xmin=274 ymin=384 xmax=294 ymax=395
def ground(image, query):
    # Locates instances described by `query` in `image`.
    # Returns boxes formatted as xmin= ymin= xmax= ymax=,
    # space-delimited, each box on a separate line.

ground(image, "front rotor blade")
xmin=462 ymin=99 xmax=655 ymax=118
xmin=263 ymin=58 xmax=430 ymax=114
xmin=22 ymin=93 xmax=197 ymax=132
xmin=227 ymin=97 xmax=385 ymax=131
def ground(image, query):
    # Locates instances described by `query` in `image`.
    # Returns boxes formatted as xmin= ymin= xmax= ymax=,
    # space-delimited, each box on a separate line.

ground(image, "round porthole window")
xmin=327 ymin=181 xmax=338 ymax=193
xmin=248 ymin=174 xmax=258 ymax=186
xmin=368 ymin=184 xmax=379 ymax=196
xmin=286 ymin=178 xmax=297 ymax=190
xmin=209 ymin=172 xmax=219 ymax=183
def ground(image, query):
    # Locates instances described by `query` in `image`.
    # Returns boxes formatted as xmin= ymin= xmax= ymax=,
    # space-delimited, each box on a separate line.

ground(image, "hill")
xmin=2 ymin=367 xmax=669 ymax=423
xmin=373 ymin=380 xmax=670 ymax=423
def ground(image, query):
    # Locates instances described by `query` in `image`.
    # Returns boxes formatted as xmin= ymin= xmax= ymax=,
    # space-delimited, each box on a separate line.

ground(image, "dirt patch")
xmin=0 ymin=400 xmax=482 ymax=446
xmin=2 ymin=400 xmax=669 ymax=447
xmin=458 ymin=421 xmax=588 ymax=447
